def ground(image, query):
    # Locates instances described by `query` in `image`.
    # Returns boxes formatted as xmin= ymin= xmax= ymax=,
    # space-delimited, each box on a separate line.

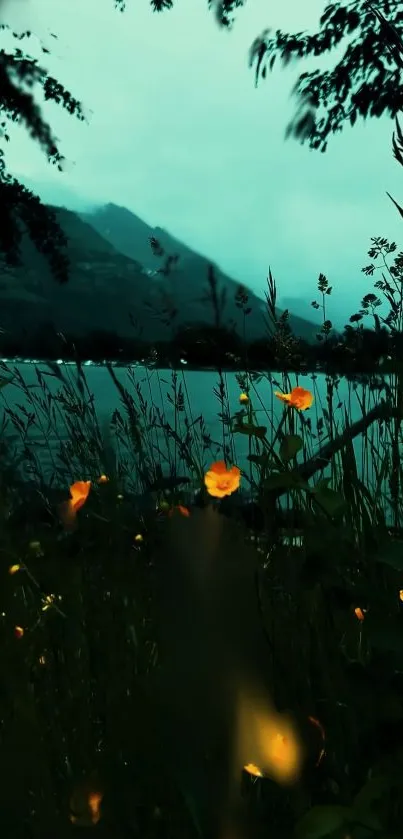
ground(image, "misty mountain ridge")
xmin=81 ymin=202 xmax=319 ymax=339
xmin=0 ymin=199 xmax=319 ymax=347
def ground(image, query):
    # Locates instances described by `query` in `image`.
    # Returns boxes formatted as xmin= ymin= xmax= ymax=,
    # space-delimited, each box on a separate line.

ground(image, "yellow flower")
xmin=204 ymin=460 xmax=241 ymax=498
xmin=239 ymin=392 xmax=249 ymax=404
xmin=236 ymin=686 xmax=301 ymax=785
xmin=244 ymin=763 xmax=263 ymax=777
xmin=8 ymin=564 xmax=21 ymax=575
xmin=274 ymin=386 xmax=313 ymax=411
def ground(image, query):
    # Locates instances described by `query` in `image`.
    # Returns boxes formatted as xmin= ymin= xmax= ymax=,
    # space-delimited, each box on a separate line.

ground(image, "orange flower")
xmin=354 ymin=606 xmax=366 ymax=622
xmin=14 ymin=625 xmax=24 ymax=639
xmin=58 ymin=480 xmax=91 ymax=531
xmin=88 ymin=792 xmax=102 ymax=825
xmin=69 ymin=782 xmax=103 ymax=826
xmin=168 ymin=505 xmax=191 ymax=517
xmin=274 ymin=386 xmax=313 ymax=411
xmin=98 ymin=474 xmax=109 ymax=484
xmin=204 ymin=460 xmax=241 ymax=498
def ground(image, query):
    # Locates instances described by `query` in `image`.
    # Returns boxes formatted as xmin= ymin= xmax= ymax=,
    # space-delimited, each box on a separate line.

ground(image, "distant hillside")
xmin=0 ymin=201 xmax=319 ymax=348
xmin=0 ymin=206 xmax=165 ymax=341
xmin=81 ymin=203 xmax=319 ymax=342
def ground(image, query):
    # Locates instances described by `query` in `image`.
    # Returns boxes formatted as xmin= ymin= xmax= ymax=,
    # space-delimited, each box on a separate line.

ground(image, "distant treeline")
xmin=0 ymin=321 xmax=401 ymax=373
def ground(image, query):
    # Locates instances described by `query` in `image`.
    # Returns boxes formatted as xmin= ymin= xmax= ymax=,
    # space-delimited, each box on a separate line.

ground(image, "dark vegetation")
xmin=2 ymin=2 xmax=403 ymax=839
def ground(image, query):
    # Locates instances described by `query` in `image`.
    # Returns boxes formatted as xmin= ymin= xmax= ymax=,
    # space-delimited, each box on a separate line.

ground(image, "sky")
xmin=2 ymin=0 xmax=403 ymax=328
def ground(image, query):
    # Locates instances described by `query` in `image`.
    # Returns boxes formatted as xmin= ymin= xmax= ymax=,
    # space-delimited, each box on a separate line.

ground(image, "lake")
xmin=0 ymin=360 xmax=392 ymax=501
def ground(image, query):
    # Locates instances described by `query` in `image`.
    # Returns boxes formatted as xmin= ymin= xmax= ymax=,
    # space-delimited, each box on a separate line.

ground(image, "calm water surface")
xmin=0 ymin=361 xmax=390 ymax=494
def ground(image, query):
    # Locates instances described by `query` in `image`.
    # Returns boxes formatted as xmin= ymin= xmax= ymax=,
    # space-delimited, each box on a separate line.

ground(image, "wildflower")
xmin=168 ymin=505 xmax=191 ymax=517
xmin=98 ymin=474 xmax=109 ymax=484
xmin=69 ymin=783 xmax=103 ymax=826
xmin=354 ymin=607 xmax=366 ymax=622
xmin=88 ymin=792 xmax=102 ymax=825
xmin=239 ymin=392 xmax=249 ymax=404
xmin=237 ymin=687 xmax=301 ymax=785
xmin=265 ymin=728 xmax=300 ymax=781
xmin=14 ymin=625 xmax=24 ymax=639
xmin=134 ymin=533 xmax=143 ymax=543
xmin=244 ymin=763 xmax=263 ymax=778
xmin=274 ymin=386 xmax=313 ymax=411
xmin=58 ymin=480 xmax=91 ymax=531
xmin=399 ymin=590 xmax=403 ymax=602
xmin=8 ymin=564 xmax=21 ymax=575
xmin=204 ymin=460 xmax=241 ymax=498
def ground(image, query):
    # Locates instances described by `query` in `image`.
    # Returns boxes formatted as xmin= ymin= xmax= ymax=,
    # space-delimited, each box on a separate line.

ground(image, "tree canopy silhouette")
xmin=0 ymin=24 xmax=86 ymax=282
xmin=123 ymin=0 xmax=403 ymax=153
xmin=249 ymin=1 xmax=403 ymax=153
xmin=142 ymin=0 xmax=403 ymax=154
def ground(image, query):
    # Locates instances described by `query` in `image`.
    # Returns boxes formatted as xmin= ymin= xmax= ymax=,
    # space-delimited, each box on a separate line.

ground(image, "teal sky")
xmin=2 ymin=0 xmax=403 ymax=329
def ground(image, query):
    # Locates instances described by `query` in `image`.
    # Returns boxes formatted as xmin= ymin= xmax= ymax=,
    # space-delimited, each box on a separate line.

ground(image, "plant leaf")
xmin=365 ymin=614 xmax=403 ymax=656
xmin=279 ymin=434 xmax=303 ymax=463
xmin=247 ymin=453 xmax=270 ymax=466
xmin=374 ymin=539 xmax=403 ymax=571
xmin=263 ymin=471 xmax=309 ymax=491
xmin=313 ymin=487 xmax=346 ymax=517
xmin=233 ymin=423 xmax=267 ymax=439
xmin=386 ymin=191 xmax=403 ymax=219
xmin=352 ymin=774 xmax=389 ymax=832
xmin=295 ymin=805 xmax=350 ymax=839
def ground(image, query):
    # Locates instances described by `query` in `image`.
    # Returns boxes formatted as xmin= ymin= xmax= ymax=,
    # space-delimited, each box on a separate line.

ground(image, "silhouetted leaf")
xmin=295 ymin=804 xmax=351 ymax=839
xmin=375 ymin=539 xmax=403 ymax=571
xmin=353 ymin=775 xmax=389 ymax=832
xmin=233 ymin=422 xmax=267 ymax=439
xmin=279 ymin=434 xmax=303 ymax=463
xmin=263 ymin=471 xmax=309 ymax=491
xmin=313 ymin=486 xmax=346 ymax=517
xmin=386 ymin=191 xmax=403 ymax=219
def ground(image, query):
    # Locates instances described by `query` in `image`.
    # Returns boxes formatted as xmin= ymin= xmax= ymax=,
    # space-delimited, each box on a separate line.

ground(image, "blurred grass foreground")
xmin=1 ymin=261 xmax=403 ymax=839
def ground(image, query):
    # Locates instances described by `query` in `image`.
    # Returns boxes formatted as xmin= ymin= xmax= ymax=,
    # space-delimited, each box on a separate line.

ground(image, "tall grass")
xmin=1 ymin=241 xmax=403 ymax=839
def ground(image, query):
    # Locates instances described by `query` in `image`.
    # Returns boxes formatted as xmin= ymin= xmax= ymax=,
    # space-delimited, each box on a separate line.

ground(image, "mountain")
xmin=0 ymin=201 xmax=319 ymax=349
xmin=0 ymin=206 xmax=162 ymax=341
xmin=81 ymin=203 xmax=319 ymax=341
